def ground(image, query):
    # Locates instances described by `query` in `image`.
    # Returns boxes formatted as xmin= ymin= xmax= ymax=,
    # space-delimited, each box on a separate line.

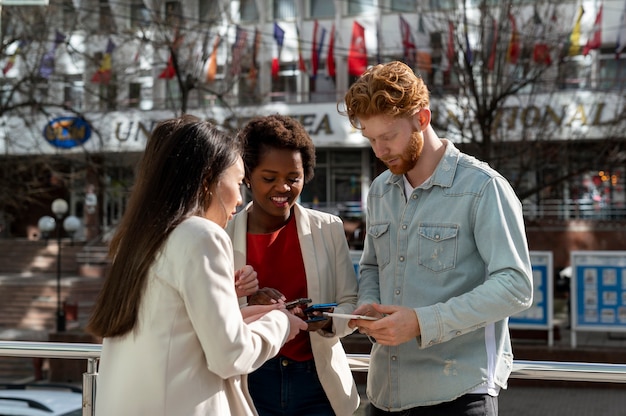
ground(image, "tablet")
xmin=323 ymin=312 xmax=379 ymax=321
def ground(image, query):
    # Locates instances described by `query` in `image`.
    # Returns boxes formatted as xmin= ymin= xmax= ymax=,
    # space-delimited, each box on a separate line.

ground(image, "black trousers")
xmin=368 ymin=394 xmax=498 ymax=416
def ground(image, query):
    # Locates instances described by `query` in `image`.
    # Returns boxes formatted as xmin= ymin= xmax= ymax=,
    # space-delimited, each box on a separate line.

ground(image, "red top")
xmin=246 ymin=215 xmax=312 ymax=361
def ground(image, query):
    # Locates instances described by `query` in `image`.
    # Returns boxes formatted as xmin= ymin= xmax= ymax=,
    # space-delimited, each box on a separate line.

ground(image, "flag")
xmin=327 ymin=24 xmax=336 ymax=78
xmin=617 ymin=1 xmax=626 ymax=58
xmin=583 ymin=5 xmax=602 ymax=56
xmin=311 ymin=20 xmax=327 ymax=79
xmin=464 ymin=12 xmax=473 ymax=65
xmin=506 ymin=13 xmax=520 ymax=64
xmin=532 ymin=7 xmax=552 ymax=66
xmin=159 ymin=31 xmax=184 ymax=80
xmin=445 ymin=20 xmax=455 ymax=72
xmin=568 ymin=5 xmax=584 ymax=56
xmin=205 ymin=35 xmax=220 ymax=83
xmin=348 ymin=21 xmax=367 ymax=76
xmin=272 ymin=22 xmax=285 ymax=79
xmin=91 ymin=38 xmax=116 ymax=84
xmin=3 ymin=39 xmax=28 ymax=75
xmin=485 ymin=14 xmax=498 ymax=70
xmin=230 ymin=25 xmax=248 ymax=77
xmin=416 ymin=15 xmax=432 ymax=74
xmin=248 ymin=27 xmax=261 ymax=85
xmin=399 ymin=15 xmax=416 ymax=68
xmin=39 ymin=30 xmax=65 ymax=79
xmin=296 ymin=24 xmax=307 ymax=73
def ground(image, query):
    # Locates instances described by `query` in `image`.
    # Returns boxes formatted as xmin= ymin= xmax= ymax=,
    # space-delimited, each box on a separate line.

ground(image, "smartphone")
xmin=303 ymin=303 xmax=338 ymax=314
xmin=285 ymin=298 xmax=312 ymax=309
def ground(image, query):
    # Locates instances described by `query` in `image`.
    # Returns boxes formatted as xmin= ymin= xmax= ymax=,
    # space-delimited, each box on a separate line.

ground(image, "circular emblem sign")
xmin=43 ymin=116 xmax=92 ymax=149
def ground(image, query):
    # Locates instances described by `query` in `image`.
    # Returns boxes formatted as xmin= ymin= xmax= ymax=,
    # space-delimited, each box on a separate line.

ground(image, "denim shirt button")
xmin=395 ymin=289 xmax=401 ymax=295
xmin=391 ymin=356 xmax=397 ymax=361
xmin=399 ymin=256 xmax=404 ymax=262
xmin=434 ymin=234 xmax=440 ymax=240
xmin=402 ymin=224 xmax=407 ymax=230
xmin=412 ymin=194 xmax=417 ymax=199
xmin=456 ymin=331 xmax=462 ymax=336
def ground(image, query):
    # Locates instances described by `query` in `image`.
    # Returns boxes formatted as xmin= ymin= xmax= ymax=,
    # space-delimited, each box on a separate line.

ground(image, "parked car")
xmin=0 ymin=384 xmax=82 ymax=416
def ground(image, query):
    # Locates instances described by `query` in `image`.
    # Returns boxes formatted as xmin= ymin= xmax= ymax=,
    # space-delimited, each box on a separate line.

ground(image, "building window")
xmin=348 ymin=0 xmax=376 ymax=15
xmin=128 ymin=82 xmax=141 ymax=108
xmin=166 ymin=1 xmax=182 ymax=28
xmin=200 ymin=1 xmax=220 ymax=23
xmin=274 ymin=0 xmax=295 ymax=20
xmin=62 ymin=0 xmax=75 ymax=31
xmin=63 ymin=76 xmax=83 ymax=110
xmin=240 ymin=0 xmax=259 ymax=22
xmin=310 ymin=0 xmax=334 ymax=18
xmin=390 ymin=0 xmax=415 ymax=12
xmin=99 ymin=0 xmax=115 ymax=33
xmin=271 ymin=65 xmax=299 ymax=103
xmin=428 ymin=0 xmax=456 ymax=9
xmin=131 ymin=2 xmax=150 ymax=29
xmin=598 ymin=55 xmax=626 ymax=91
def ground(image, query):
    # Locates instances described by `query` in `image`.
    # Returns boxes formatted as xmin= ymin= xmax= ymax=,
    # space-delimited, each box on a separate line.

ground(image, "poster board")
xmin=570 ymin=251 xmax=626 ymax=348
xmin=509 ymin=251 xmax=554 ymax=345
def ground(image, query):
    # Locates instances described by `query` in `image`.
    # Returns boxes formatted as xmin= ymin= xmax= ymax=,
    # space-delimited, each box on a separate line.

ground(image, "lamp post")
xmin=37 ymin=198 xmax=80 ymax=332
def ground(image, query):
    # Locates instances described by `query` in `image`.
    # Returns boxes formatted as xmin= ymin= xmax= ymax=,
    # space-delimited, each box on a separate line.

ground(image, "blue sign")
xmin=43 ymin=116 xmax=91 ymax=148
xmin=570 ymin=251 xmax=626 ymax=347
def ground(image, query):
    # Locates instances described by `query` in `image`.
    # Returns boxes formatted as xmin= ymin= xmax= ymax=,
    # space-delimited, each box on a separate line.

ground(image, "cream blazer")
xmin=95 ymin=216 xmax=291 ymax=416
xmin=225 ymin=203 xmax=360 ymax=415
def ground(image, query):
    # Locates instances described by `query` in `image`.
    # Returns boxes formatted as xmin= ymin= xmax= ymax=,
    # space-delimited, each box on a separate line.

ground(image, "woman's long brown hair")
xmin=87 ymin=115 xmax=241 ymax=338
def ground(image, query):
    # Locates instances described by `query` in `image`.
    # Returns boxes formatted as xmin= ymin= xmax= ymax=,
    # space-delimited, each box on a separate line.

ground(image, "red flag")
xmin=91 ymin=38 xmax=116 ymax=84
xmin=272 ymin=22 xmax=285 ymax=79
xmin=296 ymin=24 xmax=307 ymax=73
xmin=159 ymin=55 xmax=176 ymax=79
xmin=327 ymin=24 xmax=336 ymax=78
xmin=348 ymin=21 xmax=367 ymax=76
xmin=486 ymin=16 xmax=498 ymax=70
xmin=3 ymin=39 xmax=27 ymax=75
xmin=399 ymin=15 xmax=416 ymax=68
xmin=583 ymin=5 xmax=602 ymax=56
xmin=506 ymin=13 xmax=520 ymax=64
xmin=533 ymin=44 xmax=552 ymax=65
xmin=159 ymin=32 xmax=184 ymax=80
xmin=230 ymin=26 xmax=248 ymax=77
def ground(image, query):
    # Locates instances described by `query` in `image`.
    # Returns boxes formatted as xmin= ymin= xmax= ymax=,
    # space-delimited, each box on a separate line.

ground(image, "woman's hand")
xmin=235 ymin=265 xmax=259 ymax=298
xmin=240 ymin=304 xmax=282 ymax=324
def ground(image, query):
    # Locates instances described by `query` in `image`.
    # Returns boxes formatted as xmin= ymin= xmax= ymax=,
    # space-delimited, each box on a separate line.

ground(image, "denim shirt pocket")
xmin=367 ymin=222 xmax=391 ymax=271
xmin=418 ymin=224 xmax=458 ymax=273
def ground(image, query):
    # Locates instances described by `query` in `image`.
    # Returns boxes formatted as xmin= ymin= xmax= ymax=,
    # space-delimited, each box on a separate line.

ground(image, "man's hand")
xmin=248 ymin=287 xmax=286 ymax=305
xmin=235 ymin=265 xmax=259 ymax=298
xmin=352 ymin=303 xmax=421 ymax=346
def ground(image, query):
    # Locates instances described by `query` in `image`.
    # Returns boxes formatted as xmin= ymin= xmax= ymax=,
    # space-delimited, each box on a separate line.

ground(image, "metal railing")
xmin=2 ymin=340 xmax=626 ymax=416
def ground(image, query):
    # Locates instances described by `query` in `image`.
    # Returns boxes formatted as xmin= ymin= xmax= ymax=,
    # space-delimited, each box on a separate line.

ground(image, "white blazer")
xmin=226 ymin=203 xmax=360 ymax=415
xmin=95 ymin=216 xmax=291 ymax=416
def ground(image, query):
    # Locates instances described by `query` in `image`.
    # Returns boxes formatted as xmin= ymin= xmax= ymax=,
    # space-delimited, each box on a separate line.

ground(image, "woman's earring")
xmin=246 ymin=182 xmax=251 ymax=189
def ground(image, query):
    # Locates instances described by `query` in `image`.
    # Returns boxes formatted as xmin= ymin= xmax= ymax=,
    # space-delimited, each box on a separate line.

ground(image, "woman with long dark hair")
xmin=88 ymin=115 xmax=305 ymax=416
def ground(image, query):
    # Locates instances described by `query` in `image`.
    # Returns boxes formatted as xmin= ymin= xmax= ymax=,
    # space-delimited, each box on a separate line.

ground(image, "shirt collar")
xmin=386 ymin=139 xmax=459 ymax=189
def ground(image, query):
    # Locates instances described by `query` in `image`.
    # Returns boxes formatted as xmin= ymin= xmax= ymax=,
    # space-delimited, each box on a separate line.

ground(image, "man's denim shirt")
xmin=358 ymin=140 xmax=533 ymax=411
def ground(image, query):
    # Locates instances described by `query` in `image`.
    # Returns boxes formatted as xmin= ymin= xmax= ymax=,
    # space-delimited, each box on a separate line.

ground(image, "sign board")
xmin=570 ymin=251 xmax=626 ymax=347
xmin=509 ymin=251 xmax=554 ymax=345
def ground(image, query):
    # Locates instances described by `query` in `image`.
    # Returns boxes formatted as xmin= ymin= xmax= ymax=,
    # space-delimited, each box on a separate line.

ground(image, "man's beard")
xmin=386 ymin=130 xmax=424 ymax=175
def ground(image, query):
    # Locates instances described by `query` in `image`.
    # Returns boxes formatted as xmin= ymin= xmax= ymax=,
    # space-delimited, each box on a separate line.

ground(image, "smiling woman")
xmin=226 ymin=114 xmax=360 ymax=416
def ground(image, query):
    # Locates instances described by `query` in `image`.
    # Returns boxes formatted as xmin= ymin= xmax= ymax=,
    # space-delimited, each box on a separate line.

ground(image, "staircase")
xmin=0 ymin=239 xmax=106 ymax=382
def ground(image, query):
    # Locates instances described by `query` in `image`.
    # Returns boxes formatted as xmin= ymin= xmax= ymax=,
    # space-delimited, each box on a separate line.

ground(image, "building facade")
xmin=0 ymin=0 xmax=624 ymax=270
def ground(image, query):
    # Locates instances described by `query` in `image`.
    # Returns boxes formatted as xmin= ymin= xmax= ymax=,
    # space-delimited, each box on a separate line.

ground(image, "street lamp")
xmin=37 ymin=198 xmax=80 ymax=332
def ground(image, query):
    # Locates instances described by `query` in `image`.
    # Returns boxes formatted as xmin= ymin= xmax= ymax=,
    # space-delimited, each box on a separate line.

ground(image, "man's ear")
xmin=417 ymin=108 xmax=431 ymax=131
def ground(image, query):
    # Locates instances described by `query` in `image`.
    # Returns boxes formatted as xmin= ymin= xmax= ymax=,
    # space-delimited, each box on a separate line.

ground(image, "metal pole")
xmin=56 ymin=222 xmax=65 ymax=332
